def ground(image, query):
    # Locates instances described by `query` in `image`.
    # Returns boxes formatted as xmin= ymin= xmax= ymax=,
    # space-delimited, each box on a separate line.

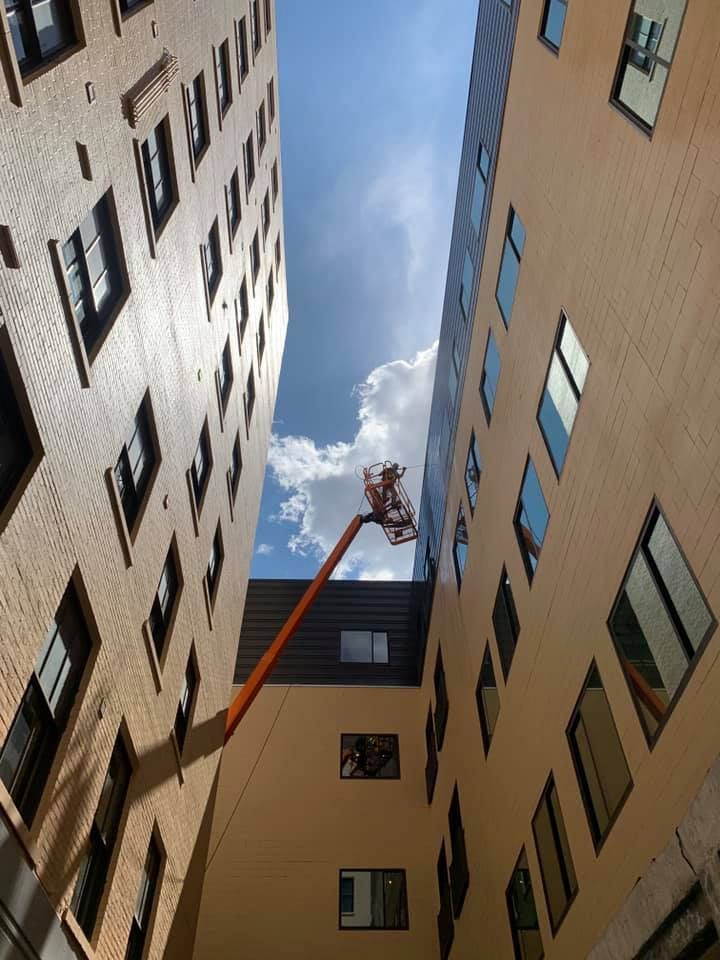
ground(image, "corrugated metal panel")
xmin=412 ymin=0 xmax=520 ymax=603
xmin=235 ymin=579 xmax=418 ymax=686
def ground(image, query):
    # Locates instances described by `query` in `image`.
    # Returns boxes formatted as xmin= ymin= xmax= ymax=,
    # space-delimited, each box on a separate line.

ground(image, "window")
xmin=532 ymin=775 xmax=577 ymax=932
xmin=567 ymin=663 xmax=632 ymax=849
xmin=257 ymin=312 xmax=266 ymax=366
xmin=448 ymin=787 xmax=469 ymax=916
xmin=460 ymin=249 xmax=474 ymax=320
xmin=6 ymin=0 xmax=77 ymax=75
xmin=476 ymin=644 xmax=499 ymax=755
xmin=120 ymin=0 xmax=147 ymax=11
xmin=218 ymin=338 xmax=233 ymax=413
xmin=250 ymin=229 xmax=260 ymax=282
xmin=340 ymin=734 xmax=399 ymax=779
xmin=206 ymin=523 xmax=224 ymax=604
xmin=245 ymin=366 xmax=256 ymax=426
xmin=268 ymin=77 xmax=276 ymax=123
xmin=453 ymin=504 xmax=468 ymax=589
xmin=496 ymin=207 xmax=525 ymax=327
xmin=148 ymin=543 xmax=180 ymax=659
xmin=190 ymin=421 xmax=212 ymax=511
xmin=464 ymin=432 xmax=481 ymax=513
xmin=186 ymin=72 xmax=208 ymax=163
xmin=275 ymin=234 xmax=282 ymax=271
xmin=267 ymin=270 xmax=275 ymax=313
xmin=338 ymin=870 xmax=408 ymax=930
xmin=0 ymin=580 xmax=91 ymax=824
xmin=608 ymin=505 xmax=715 ymax=742
xmin=612 ymin=1 xmax=686 ymax=132
xmin=437 ymin=843 xmax=454 ymax=960
xmin=236 ymin=16 xmax=249 ymax=79
xmin=340 ymin=630 xmax=389 ymax=663
xmin=493 ymin=568 xmax=520 ymax=680
xmin=470 ymin=143 xmax=490 ymax=235
xmin=264 ymin=0 xmax=271 ymax=33
xmin=480 ymin=330 xmax=501 ymax=421
xmin=341 ymin=875 xmax=354 ymax=915
xmin=71 ymin=732 xmax=132 ymax=939
xmin=0 ymin=341 xmax=36 ymax=522
xmin=271 ymin=159 xmax=279 ymax=203
xmin=538 ymin=313 xmax=589 ymax=474
xmin=256 ymin=101 xmax=267 ymax=155
xmin=124 ymin=834 xmax=162 ymax=960
xmin=243 ymin=131 xmax=255 ymax=192
xmin=448 ymin=338 xmax=461 ymax=407
xmin=203 ymin=219 xmax=222 ymax=302
xmin=238 ymin=276 xmax=250 ymax=341
xmin=261 ymin=189 xmax=270 ymax=238
xmin=174 ymin=653 xmax=197 ymax=754
xmin=214 ymin=40 xmax=231 ymax=118
xmin=114 ymin=396 xmax=157 ymax=536
xmin=540 ymin=0 xmax=568 ymax=50
xmin=433 ymin=648 xmax=449 ymax=750
xmin=141 ymin=118 xmax=175 ymax=233
xmin=62 ymin=191 xmax=125 ymax=358
xmin=229 ymin=432 xmax=242 ymax=498
xmin=250 ymin=0 xmax=261 ymax=53
xmin=514 ymin=458 xmax=550 ymax=582
xmin=506 ymin=849 xmax=544 ymax=960
xmin=226 ymin=168 xmax=241 ymax=238
xmin=425 ymin=708 xmax=438 ymax=803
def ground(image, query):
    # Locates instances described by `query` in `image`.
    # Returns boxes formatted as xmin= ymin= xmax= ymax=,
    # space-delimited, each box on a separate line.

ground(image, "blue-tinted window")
xmin=464 ymin=432 xmax=481 ymax=513
xmin=538 ymin=314 xmax=589 ymax=474
xmin=514 ymin=458 xmax=550 ymax=581
xmin=460 ymin=251 xmax=474 ymax=320
xmin=470 ymin=144 xmax=491 ymax=235
xmin=480 ymin=331 xmax=501 ymax=421
xmin=540 ymin=0 xmax=568 ymax=50
xmin=496 ymin=208 xmax=525 ymax=327
xmin=453 ymin=505 xmax=468 ymax=589
xmin=448 ymin=339 xmax=461 ymax=405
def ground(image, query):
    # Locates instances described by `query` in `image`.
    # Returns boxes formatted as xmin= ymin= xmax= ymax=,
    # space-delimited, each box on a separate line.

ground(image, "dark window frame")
xmin=433 ymin=648 xmax=449 ymax=750
xmin=339 ymin=630 xmax=389 ymax=664
xmin=480 ymin=328 xmax=501 ymax=424
xmin=113 ymin=392 xmax=159 ymax=541
xmin=339 ymin=733 xmax=400 ymax=780
xmin=425 ymin=707 xmax=438 ymax=803
xmin=0 ymin=326 xmax=43 ymax=533
xmin=476 ymin=643 xmax=500 ymax=756
xmin=513 ymin=456 xmax=550 ymax=584
xmin=337 ymin=869 xmax=409 ymax=931
xmin=235 ymin=16 xmax=249 ymax=81
xmin=437 ymin=841 xmax=455 ymax=960
xmin=174 ymin=648 xmax=198 ymax=756
xmin=185 ymin=71 xmax=209 ymax=167
xmin=226 ymin=168 xmax=241 ymax=241
xmin=229 ymin=431 xmax=242 ymax=501
xmin=250 ymin=229 xmax=260 ymax=284
xmin=506 ymin=847 xmax=544 ymax=960
xmin=214 ymin=38 xmax=232 ymax=121
xmin=218 ymin=337 xmax=234 ymax=414
xmin=190 ymin=419 xmax=212 ymax=516
xmin=607 ymin=500 xmax=716 ymax=748
xmin=538 ymin=0 xmax=568 ymax=53
xmin=244 ymin=366 xmax=256 ymax=432
xmin=202 ymin=218 xmax=222 ymax=304
xmin=470 ymin=142 xmax=490 ymax=236
xmin=609 ymin=0 xmax=688 ymax=136
xmin=257 ymin=311 xmax=266 ymax=366
xmin=459 ymin=248 xmax=474 ymax=321
xmin=257 ymin=100 xmax=267 ymax=156
xmin=206 ymin=522 xmax=224 ymax=607
xmin=493 ymin=567 xmax=520 ymax=681
xmin=464 ymin=430 xmax=481 ymax=515
xmin=536 ymin=311 xmax=588 ymax=478
xmin=5 ymin=0 xmax=81 ymax=77
xmin=495 ymin=205 xmax=525 ymax=328
xmin=124 ymin=828 xmax=165 ymax=960
xmin=140 ymin=116 xmax=177 ymax=237
xmin=147 ymin=537 xmax=183 ymax=662
xmin=452 ymin=503 xmax=468 ymax=590
xmin=531 ymin=773 xmax=578 ymax=934
xmin=250 ymin=0 xmax=262 ymax=54
xmin=448 ymin=785 xmax=470 ymax=918
xmin=566 ymin=660 xmax=634 ymax=852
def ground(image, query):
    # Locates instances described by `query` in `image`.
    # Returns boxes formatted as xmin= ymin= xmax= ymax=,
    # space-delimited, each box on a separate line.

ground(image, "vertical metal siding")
xmin=413 ymin=0 xmax=520 ymax=593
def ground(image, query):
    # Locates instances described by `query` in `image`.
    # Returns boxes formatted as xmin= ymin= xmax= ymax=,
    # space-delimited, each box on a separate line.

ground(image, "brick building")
xmin=189 ymin=0 xmax=720 ymax=958
xmin=0 ymin=0 xmax=286 ymax=957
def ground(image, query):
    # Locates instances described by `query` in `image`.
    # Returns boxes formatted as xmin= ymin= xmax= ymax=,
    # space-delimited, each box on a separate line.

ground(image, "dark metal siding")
xmin=235 ymin=579 xmax=418 ymax=686
xmin=412 ymin=0 xmax=520 ymax=642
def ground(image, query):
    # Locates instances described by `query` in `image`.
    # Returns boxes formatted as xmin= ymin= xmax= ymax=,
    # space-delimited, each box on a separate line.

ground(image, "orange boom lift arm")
xmin=224 ymin=462 xmax=418 ymax=745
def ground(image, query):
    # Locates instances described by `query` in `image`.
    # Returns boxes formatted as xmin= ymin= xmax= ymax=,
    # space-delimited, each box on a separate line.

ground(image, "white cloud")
xmin=269 ymin=343 xmax=438 ymax=580
xmin=255 ymin=543 xmax=274 ymax=557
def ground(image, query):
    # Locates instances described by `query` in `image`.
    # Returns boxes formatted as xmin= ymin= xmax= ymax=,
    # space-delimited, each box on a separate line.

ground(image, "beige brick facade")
xmin=0 ymin=0 xmax=286 ymax=957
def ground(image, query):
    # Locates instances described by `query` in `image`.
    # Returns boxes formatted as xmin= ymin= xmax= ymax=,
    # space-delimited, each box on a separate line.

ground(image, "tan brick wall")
xmin=0 ymin=0 xmax=286 ymax=957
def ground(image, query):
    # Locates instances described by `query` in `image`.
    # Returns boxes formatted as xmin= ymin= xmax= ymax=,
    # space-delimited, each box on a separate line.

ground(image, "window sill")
xmin=105 ymin=468 xmax=134 ymax=568
xmin=0 ymin=780 xmax=40 ymax=867
xmin=62 ymin=908 xmax=96 ymax=960
xmin=142 ymin=620 xmax=163 ymax=694
xmin=169 ymin=729 xmax=185 ymax=786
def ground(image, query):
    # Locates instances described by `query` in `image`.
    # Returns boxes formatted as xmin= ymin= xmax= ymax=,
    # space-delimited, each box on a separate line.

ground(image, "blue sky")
xmin=252 ymin=0 xmax=478 ymax=580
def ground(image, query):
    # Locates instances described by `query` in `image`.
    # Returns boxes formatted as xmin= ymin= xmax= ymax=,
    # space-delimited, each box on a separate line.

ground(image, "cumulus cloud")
xmin=268 ymin=343 xmax=438 ymax=580
xmin=255 ymin=543 xmax=274 ymax=557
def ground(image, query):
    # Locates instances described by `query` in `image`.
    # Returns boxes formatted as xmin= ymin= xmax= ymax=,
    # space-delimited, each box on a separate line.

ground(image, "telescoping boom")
xmin=223 ymin=462 xmax=418 ymax=744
